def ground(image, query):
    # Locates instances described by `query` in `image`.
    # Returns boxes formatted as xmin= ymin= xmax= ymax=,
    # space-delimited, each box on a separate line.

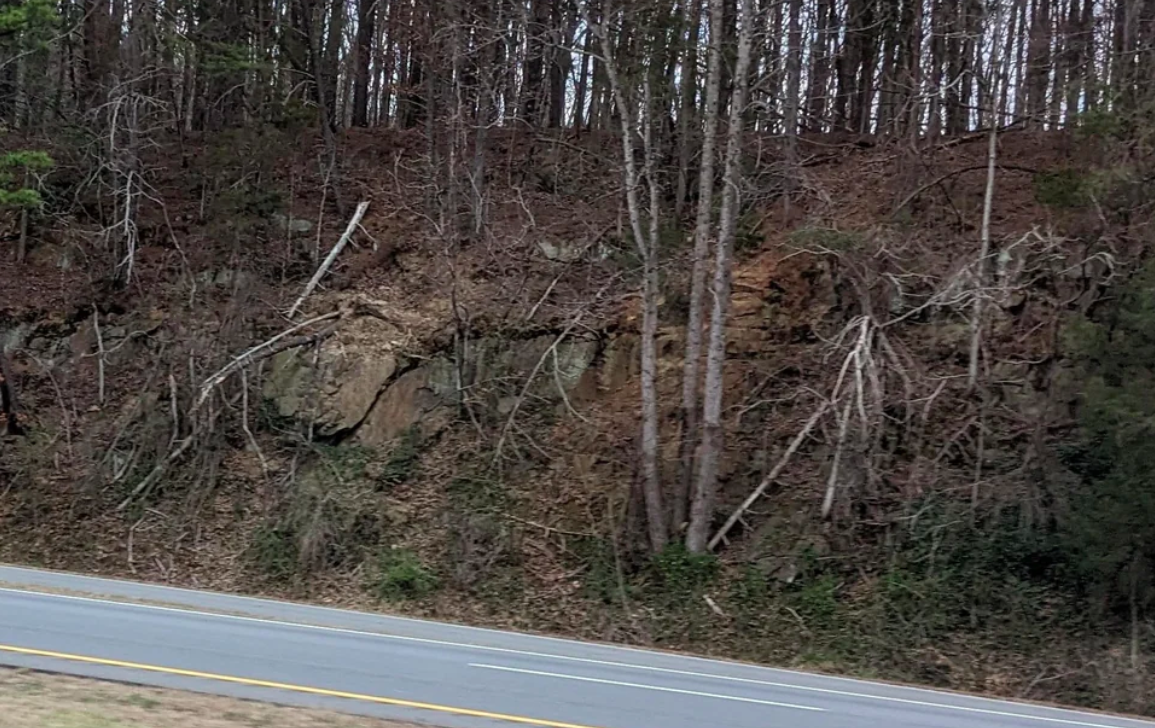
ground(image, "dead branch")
xmin=93 ymin=307 xmax=106 ymax=405
xmin=241 ymin=368 xmax=270 ymax=479
xmin=191 ymin=310 xmax=343 ymax=416
xmin=493 ymin=321 xmax=581 ymax=467
xmin=889 ymin=164 xmax=1035 ymax=220
xmin=970 ymin=96 xmax=1002 ymax=392
xmin=822 ymin=396 xmax=855 ymax=519
xmin=117 ymin=310 xmax=345 ymax=511
xmin=708 ymin=401 xmax=828 ymax=551
xmin=288 ymin=200 xmax=370 ymax=318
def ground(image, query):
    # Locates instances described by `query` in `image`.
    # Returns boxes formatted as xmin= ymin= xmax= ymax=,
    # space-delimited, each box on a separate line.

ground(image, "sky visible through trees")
xmin=1 ymin=0 xmax=1152 ymax=137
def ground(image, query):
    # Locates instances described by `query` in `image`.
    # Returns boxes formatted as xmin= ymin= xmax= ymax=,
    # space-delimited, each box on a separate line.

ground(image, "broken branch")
xmin=708 ymin=402 xmax=829 ymax=550
xmin=288 ymin=200 xmax=370 ymax=318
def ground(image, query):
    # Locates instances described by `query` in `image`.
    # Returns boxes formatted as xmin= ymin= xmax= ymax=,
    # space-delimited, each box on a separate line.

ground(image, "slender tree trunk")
xmin=674 ymin=0 xmax=702 ymax=217
xmin=676 ymin=0 xmax=725 ymax=534
xmin=1026 ymin=0 xmax=1052 ymax=126
xmin=1013 ymin=0 xmax=1029 ymax=119
xmin=547 ymin=0 xmax=571 ymax=128
xmin=970 ymin=2 xmax=1006 ymax=392
xmin=927 ymin=0 xmax=945 ymax=134
xmin=1080 ymin=0 xmax=1097 ymax=111
xmin=999 ymin=0 xmax=1020 ymax=122
xmin=572 ymin=26 xmax=592 ymax=129
xmin=323 ymin=0 xmax=345 ymax=123
xmin=805 ymin=0 xmax=832 ymax=131
xmin=0 ymin=349 xmax=21 ymax=435
xmin=686 ymin=0 xmax=754 ymax=554
xmin=352 ymin=0 xmax=376 ymax=126
xmin=520 ymin=0 xmax=548 ymax=126
xmin=581 ymin=1 xmax=668 ymax=553
xmin=783 ymin=0 xmax=803 ymax=146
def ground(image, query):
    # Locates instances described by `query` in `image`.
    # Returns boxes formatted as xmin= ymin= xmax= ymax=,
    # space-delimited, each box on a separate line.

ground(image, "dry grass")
xmin=0 ymin=668 xmax=423 ymax=728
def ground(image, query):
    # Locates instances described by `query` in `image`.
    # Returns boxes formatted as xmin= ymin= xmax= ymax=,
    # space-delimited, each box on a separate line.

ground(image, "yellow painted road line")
xmin=0 ymin=643 xmax=603 ymax=728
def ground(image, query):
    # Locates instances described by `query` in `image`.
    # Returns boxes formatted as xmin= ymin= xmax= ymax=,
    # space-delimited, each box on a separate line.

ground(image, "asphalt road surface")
xmin=0 ymin=565 xmax=1152 ymax=728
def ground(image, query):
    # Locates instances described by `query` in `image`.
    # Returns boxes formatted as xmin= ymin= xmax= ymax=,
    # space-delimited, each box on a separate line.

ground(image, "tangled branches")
xmin=115 ymin=303 xmax=383 ymax=511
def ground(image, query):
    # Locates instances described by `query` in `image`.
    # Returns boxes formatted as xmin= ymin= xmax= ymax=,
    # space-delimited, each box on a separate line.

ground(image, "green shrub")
xmin=249 ymin=524 xmax=299 ymax=580
xmin=652 ymin=543 xmax=718 ymax=600
xmin=0 ymin=150 xmax=53 ymax=210
xmin=1033 ymin=169 xmax=1090 ymax=208
xmin=575 ymin=535 xmax=632 ymax=605
xmin=370 ymin=548 xmax=439 ymax=600
xmin=788 ymin=226 xmax=864 ymax=252
xmin=785 ymin=572 xmax=841 ymax=629
xmin=447 ymin=471 xmax=508 ymax=513
xmin=1060 ymin=262 xmax=1155 ymax=622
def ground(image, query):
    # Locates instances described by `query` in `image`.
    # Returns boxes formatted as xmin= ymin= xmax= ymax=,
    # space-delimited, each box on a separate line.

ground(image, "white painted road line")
xmin=2 ymin=587 xmax=1148 ymax=728
xmin=467 ymin=663 xmax=824 ymax=712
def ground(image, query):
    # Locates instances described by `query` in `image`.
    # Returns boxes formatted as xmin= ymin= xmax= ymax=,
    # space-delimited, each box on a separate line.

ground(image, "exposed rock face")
xmin=262 ymin=316 xmax=404 ymax=438
xmin=728 ymin=250 xmax=836 ymax=353
xmin=263 ymin=326 xmax=602 ymax=447
xmin=357 ymin=359 xmax=455 ymax=446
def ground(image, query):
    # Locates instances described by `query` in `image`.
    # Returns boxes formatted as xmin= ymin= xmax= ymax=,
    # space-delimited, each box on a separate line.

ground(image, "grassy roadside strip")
xmin=0 ymin=668 xmax=423 ymax=728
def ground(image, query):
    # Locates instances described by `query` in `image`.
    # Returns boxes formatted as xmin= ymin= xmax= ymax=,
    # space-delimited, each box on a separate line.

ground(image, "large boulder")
xmin=263 ymin=322 xmax=602 ymax=446
xmin=262 ymin=317 xmax=403 ymax=437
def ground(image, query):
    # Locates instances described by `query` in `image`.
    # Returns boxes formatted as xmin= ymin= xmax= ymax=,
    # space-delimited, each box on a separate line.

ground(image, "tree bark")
xmin=805 ymin=0 xmax=832 ymax=131
xmin=352 ymin=0 xmax=376 ymax=126
xmin=686 ymin=0 xmax=754 ymax=554
xmin=674 ymin=0 xmax=702 ymax=217
xmin=969 ymin=2 xmax=1006 ymax=392
xmin=783 ymin=0 xmax=803 ymax=142
xmin=676 ymin=0 xmax=725 ymax=534
xmin=581 ymin=0 xmax=668 ymax=553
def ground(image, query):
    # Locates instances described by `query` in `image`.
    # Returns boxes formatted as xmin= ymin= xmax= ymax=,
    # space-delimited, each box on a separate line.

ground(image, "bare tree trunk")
xmin=969 ymin=2 xmax=1005 ymax=392
xmin=805 ymin=0 xmax=832 ymax=131
xmin=676 ymin=0 xmax=725 ymax=534
xmin=674 ymin=0 xmax=702 ymax=218
xmin=927 ymin=0 xmax=945 ymax=134
xmin=581 ymin=0 xmax=668 ymax=553
xmin=572 ymin=26 xmax=592 ymax=129
xmin=783 ymin=0 xmax=803 ymax=182
xmin=1026 ymin=0 xmax=1052 ymax=126
xmin=352 ymin=0 xmax=376 ymax=126
xmin=1079 ymin=0 xmax=1097 ymax=111
xmin=686 ymin=0 xmax=754 ymax=554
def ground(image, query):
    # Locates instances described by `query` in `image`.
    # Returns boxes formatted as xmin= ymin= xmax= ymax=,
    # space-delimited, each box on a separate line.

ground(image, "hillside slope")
xmin=2 ymin=126 xmax=1153 ymax=714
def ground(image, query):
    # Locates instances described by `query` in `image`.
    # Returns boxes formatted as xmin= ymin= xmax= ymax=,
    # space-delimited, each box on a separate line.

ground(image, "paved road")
xmin=0 ymin=565 xmax=1152 ymax=728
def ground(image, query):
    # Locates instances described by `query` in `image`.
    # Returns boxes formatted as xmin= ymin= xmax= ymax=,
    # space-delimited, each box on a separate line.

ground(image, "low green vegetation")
xmin=0 ymin=150 xmax=53 ymax=210
xmin=1032 ymin=168 xmax=1090 ymax=208
xmin=788 ymin=226 xmax=865 ymax=252
xmin=369 ymin=547 xmax=439 ymax=601
xmin=376 ymin=425 xmax=423 ymax=487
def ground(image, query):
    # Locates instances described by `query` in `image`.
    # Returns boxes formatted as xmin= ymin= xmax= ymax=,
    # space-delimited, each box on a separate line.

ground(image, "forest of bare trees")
xmin=3 ymin=0 xmax=1155 ymax=554
xmin=3 ymin=0 xmax=1153 ymax=142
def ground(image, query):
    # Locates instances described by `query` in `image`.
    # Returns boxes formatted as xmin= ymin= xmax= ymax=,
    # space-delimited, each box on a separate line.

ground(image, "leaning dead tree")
xmin=969 ymin=3 xmax=1009 ymax=392
xmin=288 ymin=200 xmax=370 ymax=318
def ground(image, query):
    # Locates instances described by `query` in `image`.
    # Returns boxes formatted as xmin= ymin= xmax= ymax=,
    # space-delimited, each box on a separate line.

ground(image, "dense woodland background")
xmin=4 ymin=0 xmax=1155 ymax=715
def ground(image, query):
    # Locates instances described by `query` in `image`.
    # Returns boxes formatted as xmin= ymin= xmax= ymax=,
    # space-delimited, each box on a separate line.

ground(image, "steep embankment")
xmin=1 ymin=128 xmax=1149 ymax=714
